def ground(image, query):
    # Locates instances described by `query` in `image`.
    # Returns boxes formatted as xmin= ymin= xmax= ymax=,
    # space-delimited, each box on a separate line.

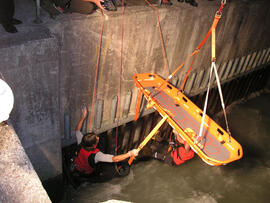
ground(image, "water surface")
xmin=64 ymin=92 xmax=270 ymax=203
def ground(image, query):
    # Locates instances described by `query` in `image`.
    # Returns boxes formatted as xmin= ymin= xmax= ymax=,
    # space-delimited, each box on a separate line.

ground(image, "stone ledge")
xmin=0 ymin=122 xmax=51 ymax=203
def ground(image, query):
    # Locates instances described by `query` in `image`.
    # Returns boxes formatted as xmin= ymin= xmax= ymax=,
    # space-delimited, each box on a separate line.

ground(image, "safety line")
xmin=144 ymin=0 xmax=170 ymax=78
xmin=89 ymin=10 xmax=105 ymax=131
xmin=115 ymin=0 xmax=126 ymax=154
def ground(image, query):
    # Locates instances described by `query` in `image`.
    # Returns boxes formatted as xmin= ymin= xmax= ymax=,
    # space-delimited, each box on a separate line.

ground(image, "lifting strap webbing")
xmin=197 ymin=1 xmax=231 ymax=142
xmin=196 ymin=61 xmax=231 ymax=143
xmin=128 ymin=115 xmax=168 ymax=165
xmin=212 ymin=26 xmax=216 ymax=61
xmin=196 ymin=62 xmax=215 ymax=143
xmin=197 ymin=14 xmax=221 ymax=51
xmin=146 ymin=1 xmax=225 ymax=101
xmin=179 ymin=53 xmax=198 ymax=91
xmin=213 ymin=61 xmax=232 ymax=141
xmin=179 ymin=14 xmax=221 ymax=91
xmin=134 ymin=90 xmax=142 ymax=121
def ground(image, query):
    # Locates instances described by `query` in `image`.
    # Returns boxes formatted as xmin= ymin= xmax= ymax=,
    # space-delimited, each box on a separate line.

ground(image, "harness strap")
xmin=176 ymin=147 xmax=182 ymax=161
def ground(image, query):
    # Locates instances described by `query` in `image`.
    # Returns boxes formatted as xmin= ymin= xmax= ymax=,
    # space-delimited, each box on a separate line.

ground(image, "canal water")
xmin=62 ymin=92 xmax=270 ymax=203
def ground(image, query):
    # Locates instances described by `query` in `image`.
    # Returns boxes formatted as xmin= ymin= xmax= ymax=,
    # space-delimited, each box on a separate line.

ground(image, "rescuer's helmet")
xmin=0 ymin=79 xmax=14 ymax=123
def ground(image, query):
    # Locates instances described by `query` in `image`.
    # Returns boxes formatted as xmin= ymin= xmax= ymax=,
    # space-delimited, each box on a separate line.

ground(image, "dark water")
xmin=63 ymin=92 xmax=270 ymax=203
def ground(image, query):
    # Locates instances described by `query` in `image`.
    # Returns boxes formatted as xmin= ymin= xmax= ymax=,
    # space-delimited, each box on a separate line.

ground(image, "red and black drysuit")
xmin=155 ymin=143 xmax=194 ymax=166
xmin=170 ymin=144 xmax=194 ymax=165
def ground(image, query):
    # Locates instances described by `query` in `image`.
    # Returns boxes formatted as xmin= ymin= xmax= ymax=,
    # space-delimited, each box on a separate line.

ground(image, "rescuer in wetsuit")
xmin=154 ymin=129 xmax=194 ymax=166
xmin=73 ymin=106 xmax=138 ymax=182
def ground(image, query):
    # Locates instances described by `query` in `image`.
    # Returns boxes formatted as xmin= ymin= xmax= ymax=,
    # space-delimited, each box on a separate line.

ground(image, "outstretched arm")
xmin=112 ymin=149 xmax=139 ymax=162
xmin=76 ymin=106 xmax=88 ymax=131
xmin=83 ymin=0 xmax=105 ymax=11
xmin=95 ymin=149 xmax=139 ymax=163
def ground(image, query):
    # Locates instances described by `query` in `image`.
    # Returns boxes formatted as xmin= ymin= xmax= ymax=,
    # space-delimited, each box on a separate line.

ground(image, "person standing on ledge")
xmin=66 ymin=0 xmax=106 ymax=14
xmin=74 ymin=106 xmax=138 ymax=182
xmin=47 ymin=0 xmax=110 ymax=16
xmin=0 ymin=0 xmax=22 ymax=33
xmin=178 ymin=0 xmax=198 ymax=7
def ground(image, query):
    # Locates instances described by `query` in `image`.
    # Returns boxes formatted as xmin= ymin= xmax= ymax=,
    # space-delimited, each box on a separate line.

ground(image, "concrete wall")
xmin=0 ymin=0 xmax=270 ymax=181
xmin=0 ymin=123 xmax=51 ymax=203
xmin=47 ymin=0 xmax=270 ymax=140
xmin=0 ymin=11 xmax=61 ymax=180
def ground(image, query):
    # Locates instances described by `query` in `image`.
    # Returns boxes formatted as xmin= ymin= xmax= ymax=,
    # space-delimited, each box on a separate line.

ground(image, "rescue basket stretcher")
xmin=133 ymin=73 xmax=243 ymax=166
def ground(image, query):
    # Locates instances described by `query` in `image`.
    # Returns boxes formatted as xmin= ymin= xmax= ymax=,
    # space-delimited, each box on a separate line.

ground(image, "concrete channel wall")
xmin=0 ymin=0 xmax=269 ymax=183
xmin=0 ymin=26 xmax=61 ymax=183
xmin=53 ymin=0 xmax=270 ymax=140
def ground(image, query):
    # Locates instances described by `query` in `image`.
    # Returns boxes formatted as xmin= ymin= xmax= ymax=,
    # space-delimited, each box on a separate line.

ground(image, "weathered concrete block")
xmin=0 ymin=123 xmax=51 ymax=203
xmin=0 ymin=23 xmax=61 ymax=180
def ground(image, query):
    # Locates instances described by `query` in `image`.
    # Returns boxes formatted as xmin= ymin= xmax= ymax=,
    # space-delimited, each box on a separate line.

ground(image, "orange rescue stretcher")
xmin=132 ymin=73 xmax=243 ymax=166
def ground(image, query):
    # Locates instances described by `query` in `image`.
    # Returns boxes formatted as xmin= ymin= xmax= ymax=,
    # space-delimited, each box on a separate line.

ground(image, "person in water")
xmin=74 ymin=106 xmax=138 ymax=182
xmin=154 ymin=129 xmax=194 ymax=166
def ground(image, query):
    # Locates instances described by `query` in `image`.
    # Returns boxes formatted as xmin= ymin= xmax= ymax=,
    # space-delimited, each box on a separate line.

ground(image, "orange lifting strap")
xmin=134 ymin=90 xmax=142 ymax=121
xmin=128 ymin=115 xmax=169 ymax=165
xmin=179 ymin=13 xmax=221 ymax=91
xmin=133 ymin=2 xmax=224 ymax=121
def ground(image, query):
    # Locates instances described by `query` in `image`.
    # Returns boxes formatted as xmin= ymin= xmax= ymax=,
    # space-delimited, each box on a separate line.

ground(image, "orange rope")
xmin=144 ymin=0 xmax=170 ymax=78
xmin=89 ymin=10 xmax=104 ymax=131
xmin=115 ymin=0 xmax=125 ymax=154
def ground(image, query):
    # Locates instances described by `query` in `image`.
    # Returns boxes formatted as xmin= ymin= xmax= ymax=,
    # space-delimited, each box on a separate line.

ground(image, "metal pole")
xmin=34 ymin=0 xmax=42 ymax=23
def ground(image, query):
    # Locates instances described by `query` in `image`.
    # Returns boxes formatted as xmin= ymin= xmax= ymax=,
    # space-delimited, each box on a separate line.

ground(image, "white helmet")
xmin=0 ymin=79 xmax=14 ymax=123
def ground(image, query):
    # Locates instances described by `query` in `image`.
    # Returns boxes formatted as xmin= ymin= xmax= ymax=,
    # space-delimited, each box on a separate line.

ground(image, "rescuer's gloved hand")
xmin=128 ymin=149 xmax=139 ymax=157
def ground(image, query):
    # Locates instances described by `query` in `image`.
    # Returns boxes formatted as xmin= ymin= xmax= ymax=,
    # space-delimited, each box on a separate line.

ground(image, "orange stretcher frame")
xmin=133 ymin=73 xmax=243 ymax=166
